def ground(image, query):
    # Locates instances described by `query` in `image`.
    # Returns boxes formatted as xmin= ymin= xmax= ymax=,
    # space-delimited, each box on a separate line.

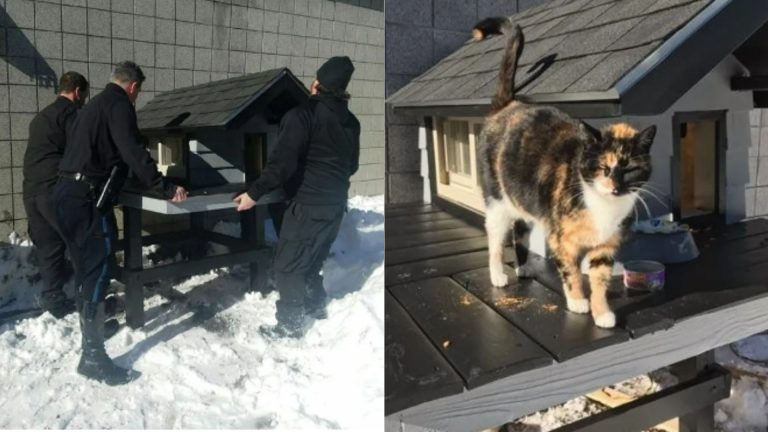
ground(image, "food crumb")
xmin=542 ymin=304 xmax=558 ymax=312
xmin=442 ymin=340 xmax=451 ymax=349
xmin=494 ymin=296 xmax=534 ymax=309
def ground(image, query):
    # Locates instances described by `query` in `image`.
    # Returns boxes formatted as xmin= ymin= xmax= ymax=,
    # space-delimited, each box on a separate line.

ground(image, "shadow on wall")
xmin=0 ymin=7 xmax=59 ymax=90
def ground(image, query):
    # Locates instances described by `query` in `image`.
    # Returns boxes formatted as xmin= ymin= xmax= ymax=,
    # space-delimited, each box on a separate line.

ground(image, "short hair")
xmin=59 ymin=71 xmax=88 ymax=94
xmin=111 ymin=61 xmax=146 ymax=85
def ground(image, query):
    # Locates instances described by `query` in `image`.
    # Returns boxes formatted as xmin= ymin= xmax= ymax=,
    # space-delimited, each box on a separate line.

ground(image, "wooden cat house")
xmin=134 ymin=67 xmax=309 ymax=197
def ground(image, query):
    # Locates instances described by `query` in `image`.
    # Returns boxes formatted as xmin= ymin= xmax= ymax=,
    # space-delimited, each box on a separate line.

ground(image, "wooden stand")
xmin=116 ymin=191 xmax=281 ymax=329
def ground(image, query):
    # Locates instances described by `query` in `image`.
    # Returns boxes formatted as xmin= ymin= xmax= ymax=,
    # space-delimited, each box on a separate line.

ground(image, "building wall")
xmin=385 ymin=0 xmax=541 ymax=204
xmin=0 ymin=0 xmax=384 ymax=241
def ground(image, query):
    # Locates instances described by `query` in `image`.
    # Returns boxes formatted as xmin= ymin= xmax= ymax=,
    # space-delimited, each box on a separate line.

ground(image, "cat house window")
xmin=149 ymin=136 xmax=185 ymax=180
xmin=433 ymin=117 xmax=485 ymax=212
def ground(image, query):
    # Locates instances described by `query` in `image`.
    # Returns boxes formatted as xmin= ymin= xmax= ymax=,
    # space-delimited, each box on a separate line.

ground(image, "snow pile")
xmin=0 ymin=196 xmax=384 ymax=430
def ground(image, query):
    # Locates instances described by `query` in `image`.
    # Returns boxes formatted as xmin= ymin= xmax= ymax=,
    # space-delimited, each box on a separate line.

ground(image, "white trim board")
xmin=388 ymin=289 xmax=768 ymax=432
xmin=118 ymin=190 xmax=286 ymax=215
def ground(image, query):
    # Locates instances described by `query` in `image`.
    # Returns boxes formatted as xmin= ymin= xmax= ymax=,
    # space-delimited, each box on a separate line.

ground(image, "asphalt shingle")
xmin=137 ymin=67 xmax=307 ymax=130
xmin=388 ymin=0 xmax=714 ymax=106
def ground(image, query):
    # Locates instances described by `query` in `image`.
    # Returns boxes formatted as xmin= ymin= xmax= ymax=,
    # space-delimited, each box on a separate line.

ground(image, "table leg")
xmin=241 ymin=207 xmax=269 ymax=294
xmin=124 ymin=207 xmax=144 ymax=328
xmin=672 ymin=351 xmax=716 ymax=432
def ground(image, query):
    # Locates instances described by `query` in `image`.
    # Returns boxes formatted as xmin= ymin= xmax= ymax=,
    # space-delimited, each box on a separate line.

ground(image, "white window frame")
xmin=432 ymin=116 xmax=486 ymax=212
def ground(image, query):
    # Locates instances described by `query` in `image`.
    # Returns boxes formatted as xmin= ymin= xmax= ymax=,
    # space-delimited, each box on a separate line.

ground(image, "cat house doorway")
xmin=671 ymin=111 xmax=727 ymax=228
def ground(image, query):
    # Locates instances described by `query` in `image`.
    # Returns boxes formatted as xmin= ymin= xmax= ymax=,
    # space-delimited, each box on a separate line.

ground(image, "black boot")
xmin=304 ymin=274 xmax=328 ymax=320
xmin=259 ymin=303 xmax=310 ymax=339
xmin=77 ymin=302 xmax=138 ymax=385
xmin=40 ymin=289 xmax=76 ymax=319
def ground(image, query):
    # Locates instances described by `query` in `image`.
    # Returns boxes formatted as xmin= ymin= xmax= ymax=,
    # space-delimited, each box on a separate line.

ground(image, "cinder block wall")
xmin=385 ymin=0 xmax=527 ymax=204
xmin=0 ymin=0 xmax=384 ymax=242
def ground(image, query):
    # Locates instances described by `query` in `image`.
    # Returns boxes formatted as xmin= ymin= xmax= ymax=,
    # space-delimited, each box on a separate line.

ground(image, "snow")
xmin=0 ymin=196 xmax=384 ymax=430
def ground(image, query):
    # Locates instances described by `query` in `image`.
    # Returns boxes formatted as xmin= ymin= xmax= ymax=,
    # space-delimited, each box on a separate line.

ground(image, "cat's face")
xmin=580 ymin=123 xmax=656 ymax=197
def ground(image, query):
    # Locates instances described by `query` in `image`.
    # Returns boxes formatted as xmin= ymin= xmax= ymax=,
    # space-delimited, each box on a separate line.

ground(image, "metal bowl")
xmin=623 ymin=260 xmax=665 ymax=292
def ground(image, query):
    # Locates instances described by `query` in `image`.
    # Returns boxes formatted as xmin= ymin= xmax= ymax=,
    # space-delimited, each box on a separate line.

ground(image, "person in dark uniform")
xmin=55 ymin=61 xmax=188 ymax=385
xmin=22 ymin=72 xmax=89 ymax=318
xmin=234 ymin=56 xmax=360 ymax=339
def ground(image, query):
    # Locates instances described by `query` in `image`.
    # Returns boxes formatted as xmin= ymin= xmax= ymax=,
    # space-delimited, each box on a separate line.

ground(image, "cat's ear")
xmin=580 ymin=121 xmax=602 ymax=142
xmin=636 ymin=125 xmax=656 ymax=153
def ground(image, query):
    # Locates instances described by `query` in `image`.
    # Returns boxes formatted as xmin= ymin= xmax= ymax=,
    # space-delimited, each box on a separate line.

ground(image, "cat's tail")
xmin=488 ymin=20 xmax=524 ymax=112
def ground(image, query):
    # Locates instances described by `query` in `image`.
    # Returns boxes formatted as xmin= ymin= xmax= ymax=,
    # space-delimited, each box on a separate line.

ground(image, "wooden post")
xmin=241 ymin=206 xmax=268 ymax=294
xmin=672 ymin=351 xmax=716 ymax=432
xmin=123 ymin=206 xmax=144 ymax=328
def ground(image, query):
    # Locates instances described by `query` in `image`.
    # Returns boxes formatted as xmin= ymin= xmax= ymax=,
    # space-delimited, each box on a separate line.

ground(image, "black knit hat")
xmin=316 ymin=56 xmax=354 ymax=92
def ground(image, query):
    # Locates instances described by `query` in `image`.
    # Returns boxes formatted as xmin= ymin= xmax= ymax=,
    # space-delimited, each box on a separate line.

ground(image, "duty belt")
xmin=59 ymin=172 xmax=104 ymax=191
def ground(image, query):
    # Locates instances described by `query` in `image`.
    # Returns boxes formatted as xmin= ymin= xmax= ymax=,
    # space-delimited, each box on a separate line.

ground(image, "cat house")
xmin=134 ymin=68 xmax=309 ymax=194
xmin=388 ymin=0 xmax=768 ymax=255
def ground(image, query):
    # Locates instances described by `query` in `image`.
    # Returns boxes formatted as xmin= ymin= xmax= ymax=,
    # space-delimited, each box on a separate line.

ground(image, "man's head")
xmin=59 ymin=71 xmax=89 ymax=107
xmin=312 ymin=56 xmax=354 ymax=99
xmin=111 ymin=61 xmax=146 ymax=104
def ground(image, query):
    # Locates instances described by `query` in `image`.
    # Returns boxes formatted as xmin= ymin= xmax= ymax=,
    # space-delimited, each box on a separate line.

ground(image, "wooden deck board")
xmin=386 ymin=211 xmax=455 ymax=224
xmin=386 ymin=218 xmax=472 ymax=236
xmin=386 ymin=226 xmax=485 ymax=251
xmin=385 ymin=292 xmax=464 ymax=416
xmin=386 ymin=204 xmax=441 ymax=217
xmin=386 ymin=237 xmax=488 ymax=266
xmin=453 ymin=267 xmax=630 ymax=361
xmin=385 ymin=247 xmax=515 ymax=286
xmin=389 ymin=277 xmax=554 ymax=389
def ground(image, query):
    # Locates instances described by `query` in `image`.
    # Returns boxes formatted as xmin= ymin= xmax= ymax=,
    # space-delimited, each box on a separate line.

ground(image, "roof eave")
xmin=618 ymin=0 xmax=768 ymax=115
xmin=390 ymin=89 xmax=622 ymax=118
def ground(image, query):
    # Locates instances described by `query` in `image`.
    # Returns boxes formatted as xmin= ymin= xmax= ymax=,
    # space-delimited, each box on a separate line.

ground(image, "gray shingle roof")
xmin=388 ymin=0 xmax=713 ymax=108
xmin=137 ymin=68 xmax=308 ymax=130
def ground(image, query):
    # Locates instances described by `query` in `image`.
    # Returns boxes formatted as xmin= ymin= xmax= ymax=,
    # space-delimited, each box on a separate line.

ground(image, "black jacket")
xmin=23 ymin=96 xmax=79 ymax=197
xmin=247 ymin=94 xmax=360 ymax=205
xmin=59 ymin=83 xmax=174 ymax=198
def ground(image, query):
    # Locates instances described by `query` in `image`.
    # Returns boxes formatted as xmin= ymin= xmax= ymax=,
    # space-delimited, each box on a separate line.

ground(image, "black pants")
xmin=23 ymin=191 xmax=71 ymax=300
xmin=53 ymin=179 xmax=118 ymax=304
xmin=272 ymin=201 xmax=345 ymax=322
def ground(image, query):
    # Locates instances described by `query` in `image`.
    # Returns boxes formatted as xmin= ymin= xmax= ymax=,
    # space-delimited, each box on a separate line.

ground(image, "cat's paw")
xmin=593 ymin=311 xmax=616 ymax=328
xmin=490 ymin=270 xmax=509 ymax=287
xmin=566 ymin=297 xmax=590 ymax=314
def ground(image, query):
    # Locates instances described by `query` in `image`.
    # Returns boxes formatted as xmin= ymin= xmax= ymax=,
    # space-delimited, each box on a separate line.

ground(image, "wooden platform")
xmin=385 ymin=203 xmax=768 ymax=431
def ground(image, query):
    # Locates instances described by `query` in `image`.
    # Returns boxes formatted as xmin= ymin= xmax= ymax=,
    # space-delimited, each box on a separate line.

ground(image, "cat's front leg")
xmin=485 ymin=199 xmax=513 ymax=287
xmin=549 ymin=237 xmax=589 ymax=313
xmin=586 ymin=241 xmax=619 ymax=328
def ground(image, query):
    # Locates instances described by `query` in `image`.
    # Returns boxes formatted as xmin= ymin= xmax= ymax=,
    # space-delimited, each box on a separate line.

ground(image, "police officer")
xmin=55 ymin=61 xmax=188 ymax=385
xmin=22 ymin=72 xmax=88 ymax=318
xmin=234 ymin=56 xmax=360 ymax=339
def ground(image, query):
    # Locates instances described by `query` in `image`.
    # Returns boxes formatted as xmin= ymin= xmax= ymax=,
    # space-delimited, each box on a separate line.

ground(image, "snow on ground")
xmin=0 ymin=196 xmax=384 ymax=430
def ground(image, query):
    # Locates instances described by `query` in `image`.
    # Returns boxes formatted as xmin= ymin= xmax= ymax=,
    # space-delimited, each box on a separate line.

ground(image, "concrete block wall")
xmin=385 ymin=0 xmax=534 ymax=204
xmin=0 ymin=0 xmax=384 ymax=242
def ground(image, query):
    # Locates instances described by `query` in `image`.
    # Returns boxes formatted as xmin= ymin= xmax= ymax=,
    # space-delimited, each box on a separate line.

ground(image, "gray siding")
xmin=385 ymin=0 xmax=537 ymax=204
xmin=0 ymin=0 xmax=384 ymax=241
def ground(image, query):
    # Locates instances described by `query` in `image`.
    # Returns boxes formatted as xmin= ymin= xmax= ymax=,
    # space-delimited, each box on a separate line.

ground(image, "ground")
xmin=0 ymin=196 xmax=384 ymax=430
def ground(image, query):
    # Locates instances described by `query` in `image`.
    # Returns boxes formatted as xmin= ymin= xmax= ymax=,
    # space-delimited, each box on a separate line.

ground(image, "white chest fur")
xmin=581 ymin=181 xmax=637 ymax=245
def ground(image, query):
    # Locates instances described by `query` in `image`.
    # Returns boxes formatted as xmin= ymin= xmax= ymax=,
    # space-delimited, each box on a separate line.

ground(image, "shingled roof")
xmin=388 ymin=0 xmax=768 ymax=117
xmin=137 ymin=68 xmax=308 ymax=131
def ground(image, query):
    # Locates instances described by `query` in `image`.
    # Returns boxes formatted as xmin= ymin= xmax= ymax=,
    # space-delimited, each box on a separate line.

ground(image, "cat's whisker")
xmin=635 ymin=187 xmax=669 ymax=209
xmin=634 ymin=193 xmax=652 ymax=219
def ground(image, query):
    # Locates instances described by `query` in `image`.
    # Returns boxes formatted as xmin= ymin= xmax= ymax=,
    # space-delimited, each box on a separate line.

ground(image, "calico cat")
xmin=475 ymin=18 xmax=656 ymax=328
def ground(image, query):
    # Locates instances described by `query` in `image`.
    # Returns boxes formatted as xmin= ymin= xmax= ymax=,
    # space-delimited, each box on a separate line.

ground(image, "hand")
xmin=234 ymin=192 xmax=257 ymax=212
xmin=170 ymin=186 xmax=188 ymax=203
